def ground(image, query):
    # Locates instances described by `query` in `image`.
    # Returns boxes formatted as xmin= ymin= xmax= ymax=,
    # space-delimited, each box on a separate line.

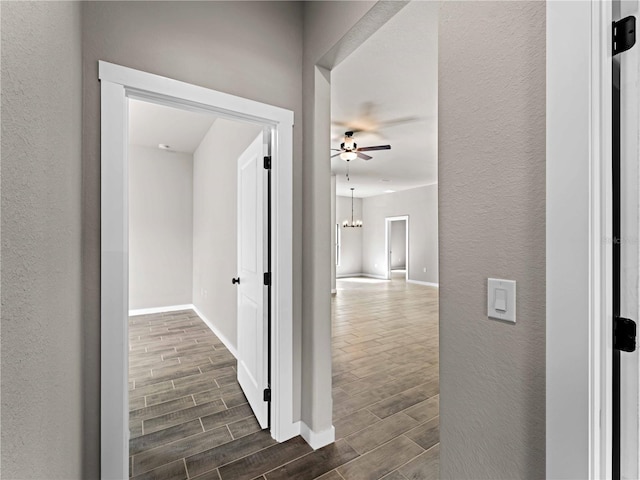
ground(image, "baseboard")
xmin=336 ymin=273 xmax=389 ymax=280
xmin=336 ymin=273 xmax=363 ymax=278
xmin=191 ymin=304 xmax=239 ymax=359
xmin=299 ymin=422 xmax=335 ymax=450
xmin=128 ymin=304 xmax=194 ymax=316
xmin=407 ymin=279 xmax=439 ymax=288
xmin=360 ymin=273 xmax=388 ymax=280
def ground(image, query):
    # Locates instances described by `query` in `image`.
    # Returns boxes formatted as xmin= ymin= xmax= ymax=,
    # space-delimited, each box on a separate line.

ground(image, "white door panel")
xmin=236 ymin=133 xmax=268 ymax=429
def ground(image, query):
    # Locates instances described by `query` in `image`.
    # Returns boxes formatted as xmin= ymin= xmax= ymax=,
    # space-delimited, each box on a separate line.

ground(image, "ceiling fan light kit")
xmin=331 ymin=131 xmax=391 ymax=163
xmin=343 ymin=187 xmax=363 ymax=228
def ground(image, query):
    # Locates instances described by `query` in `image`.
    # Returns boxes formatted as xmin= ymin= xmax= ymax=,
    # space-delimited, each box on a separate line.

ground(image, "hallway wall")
xmin=1 ymin=3 xmax=83 ymax=479
xmin=438 ymin=2 xmax=546 ymax=478
xmin=390 ymin=220 xmax=406 ymax=270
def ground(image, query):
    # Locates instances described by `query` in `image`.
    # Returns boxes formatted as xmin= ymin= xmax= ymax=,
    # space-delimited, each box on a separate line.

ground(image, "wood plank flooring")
xmin=128 ymin=273 xmax=438 ymax=479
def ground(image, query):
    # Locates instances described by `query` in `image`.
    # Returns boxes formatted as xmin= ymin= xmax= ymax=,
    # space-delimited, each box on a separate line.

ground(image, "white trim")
xmin=406 ymin=279 xmax=439 ymax=288
xmin=331 ymin=289 xmax=337 ymax=294
xmin=299 ymin=422 xmax=335 ymax=450
xmin=191 ymin=304 xmax=239 ymax=360
xmin=589 ymin=1 xmax=613 ymax=477
xmin=99 ymin=61 xmax=295 ymax=479
xmin=546 ymin=3 xmax=612 ymax=478
xmin=128 ymin=304 xmax=193 ymax=317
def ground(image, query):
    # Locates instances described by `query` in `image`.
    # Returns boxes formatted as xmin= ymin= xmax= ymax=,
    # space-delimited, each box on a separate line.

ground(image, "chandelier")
xmin=343 ymin=187 xmax=363 ymax=228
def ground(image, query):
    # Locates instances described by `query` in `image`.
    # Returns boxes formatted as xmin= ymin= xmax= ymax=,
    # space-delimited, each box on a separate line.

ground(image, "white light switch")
xmin=488 ymin=278 xmax=516 ymax=323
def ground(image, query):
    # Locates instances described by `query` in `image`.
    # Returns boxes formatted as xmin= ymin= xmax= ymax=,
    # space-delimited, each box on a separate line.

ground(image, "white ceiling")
xmin=129 ymin=99 xmax=216 ymax=154
xmin=331 ymin=1 xmax=438 ymax=198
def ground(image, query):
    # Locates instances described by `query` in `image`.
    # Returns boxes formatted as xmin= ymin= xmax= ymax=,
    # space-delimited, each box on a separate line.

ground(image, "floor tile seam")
xmin=131 ymin=424 xmax=234 ymax=476
xmin=184 ymin=435 xmax=278 ymax=478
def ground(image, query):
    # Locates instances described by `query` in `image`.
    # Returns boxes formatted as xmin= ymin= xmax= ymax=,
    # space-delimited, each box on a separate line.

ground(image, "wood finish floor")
xmin=128 ymin=273 xmax=439 ymax=479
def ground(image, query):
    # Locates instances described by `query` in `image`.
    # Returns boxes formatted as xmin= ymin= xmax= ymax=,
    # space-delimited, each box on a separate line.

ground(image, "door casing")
xmin=99 ymin=61 xmax=295 ymax=480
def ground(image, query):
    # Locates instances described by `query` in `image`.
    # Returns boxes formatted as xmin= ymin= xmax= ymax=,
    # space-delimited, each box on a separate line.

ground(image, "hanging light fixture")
xmin=343 ymin=187 xmax=363 ymax=228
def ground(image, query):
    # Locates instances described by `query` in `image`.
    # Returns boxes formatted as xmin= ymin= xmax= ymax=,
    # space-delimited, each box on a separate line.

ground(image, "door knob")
xmin=232 ymin=277 xmax=240 ymax=285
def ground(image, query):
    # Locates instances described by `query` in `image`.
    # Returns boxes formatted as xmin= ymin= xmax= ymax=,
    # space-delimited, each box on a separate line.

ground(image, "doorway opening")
xmin=385 ymin=216 xmax=409 ymax=281
xmin=329 ymin=2 xmax=440 ymax=478
xmin=99 ymin=61 xmax=295 ymax=479
xmin=126 ymin=97 xmax=275 ymax=477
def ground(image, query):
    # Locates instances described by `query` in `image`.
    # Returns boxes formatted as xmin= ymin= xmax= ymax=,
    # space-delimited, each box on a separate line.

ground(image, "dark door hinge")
xmin=614 ymin=316 xmax=637 ymax=352
xmin=613 ymin=16 xmax=636 ymax=56
xmin=263 ymin=272 xmax=271 ymax=286
xmin=264 ymin=156 xmax=272 ymax=170
xmin=263 ymin=388 xmax=271 ymax=402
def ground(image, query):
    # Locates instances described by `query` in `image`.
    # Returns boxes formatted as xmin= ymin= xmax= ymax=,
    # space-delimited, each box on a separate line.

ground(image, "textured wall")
xmin=336 ymin=196 xmax=363 ymax=276
xmin=1 ymin=2 xmax=83 ymax=478
xmin=81 ymin=3 xmax=302 ymax=475
xmin=438 ymin=2 xmax=546 ymax=478
xmin=192 ymin=119 xmax=262 ymax=351
xmin=129 ymin=145 xmax=194 ymax=310
xmin=362 ymin=185 xmax=439 ymax=284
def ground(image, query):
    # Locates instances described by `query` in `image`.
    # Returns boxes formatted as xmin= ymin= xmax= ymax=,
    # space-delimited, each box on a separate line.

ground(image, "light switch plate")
xmin=487 ymin=278 xmax=516 ymax=323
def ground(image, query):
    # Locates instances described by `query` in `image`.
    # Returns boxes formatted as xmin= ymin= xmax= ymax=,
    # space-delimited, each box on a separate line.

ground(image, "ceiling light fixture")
xmin=384 ymin=190 xmax=395 ymax=193
xmin=343 ymin=187 xmax=363 ymax=228
xmin=340 ymin=151 xmax=357 ymax=161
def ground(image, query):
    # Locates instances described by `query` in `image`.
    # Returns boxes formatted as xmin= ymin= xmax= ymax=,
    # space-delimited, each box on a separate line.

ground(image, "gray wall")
xmin=390 ymin=220 xmax=406 ymax=270
xmin=192 ymin=119 xmax=262 ymax=351
xmin=81 ymin=2 xmax=303 ymax=475
xmin=336 ymin=195 xmax=363 ymax=277
xmin=1 ymin=2 xmax=83 ymax=478
xmin=438 ymin=2 xmax=546 ymax=478
xmin=129 ymin=145 xmax=194 ymax=310
xmin=362 ymin=185 xmax=439 ymax=284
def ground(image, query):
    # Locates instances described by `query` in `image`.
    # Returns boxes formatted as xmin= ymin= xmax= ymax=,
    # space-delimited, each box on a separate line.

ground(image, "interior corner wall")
xmin=336 ymin=195 xmax=363 ymax=276
xmin=129 ymin=145 xmax=194 ymax=310
xmin=438 ymin=2 xmax=546 ymax=479
xmin=331 ymin=175 xmax=337 ymax=292
xmin=192 ymin=119 xmax=262 ymax=352
xmin=1 ymin=2 xmax=83 ymax=478
xmin=362 ymin=185 xmax=439 ymax=284
xmin=82 ymin=3 xmax=303 ymax=475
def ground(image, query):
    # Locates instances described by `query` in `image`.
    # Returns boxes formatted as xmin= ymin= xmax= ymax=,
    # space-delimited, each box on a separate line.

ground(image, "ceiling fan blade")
xmin=331 ymin=153 xmax=342 ymax=158
xmin=357 ymin=145 xmax=391 ymax=152
xmin=356 ymin=152 xmax=372 ymax=161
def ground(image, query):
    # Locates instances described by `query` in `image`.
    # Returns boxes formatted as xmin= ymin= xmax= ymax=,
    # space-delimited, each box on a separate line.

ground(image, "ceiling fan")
xmin=331 ymin=131 xmax=391 ymax=162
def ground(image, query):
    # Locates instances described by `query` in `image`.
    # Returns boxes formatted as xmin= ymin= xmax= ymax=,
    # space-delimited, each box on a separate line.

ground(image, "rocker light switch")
xmin=488 ymin=278 xmax=516 ymax=323
xmin=494 ymin=288 xmax=507 ymax=312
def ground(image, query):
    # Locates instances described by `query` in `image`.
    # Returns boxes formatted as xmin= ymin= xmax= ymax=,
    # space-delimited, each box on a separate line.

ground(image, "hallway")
xmin=127 ymin=273 xmax=438 ymax=479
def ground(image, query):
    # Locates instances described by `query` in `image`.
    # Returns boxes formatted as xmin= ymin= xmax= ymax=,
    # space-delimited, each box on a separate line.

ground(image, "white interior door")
xmin=618 ymin=1 xmax=640 ymax=477
xmin=236 ymin=133 xmax=269 ymax=429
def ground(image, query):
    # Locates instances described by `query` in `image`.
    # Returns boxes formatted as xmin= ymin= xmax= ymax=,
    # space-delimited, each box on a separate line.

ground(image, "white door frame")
xmin=99 ymin=61 xmax=296 ymax=480
xmin=385 ymin=216 xmax=409 ymax=281
xmin=547 ymin=2 xmax=613 ymax=478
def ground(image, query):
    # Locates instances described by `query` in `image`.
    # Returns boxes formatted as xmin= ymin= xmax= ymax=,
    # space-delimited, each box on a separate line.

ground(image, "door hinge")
xmin=614 ymin=316 xmax=637 ymax=352
xmin=613 ymin=16 xmax=636 ymax=56
xmin=263 ymin=272 xmax=271 ymax=286
xmin=263 ymin=388 xmax=271 ymax=402
xmin=264 ymin=156 xmax=272 ymax=170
